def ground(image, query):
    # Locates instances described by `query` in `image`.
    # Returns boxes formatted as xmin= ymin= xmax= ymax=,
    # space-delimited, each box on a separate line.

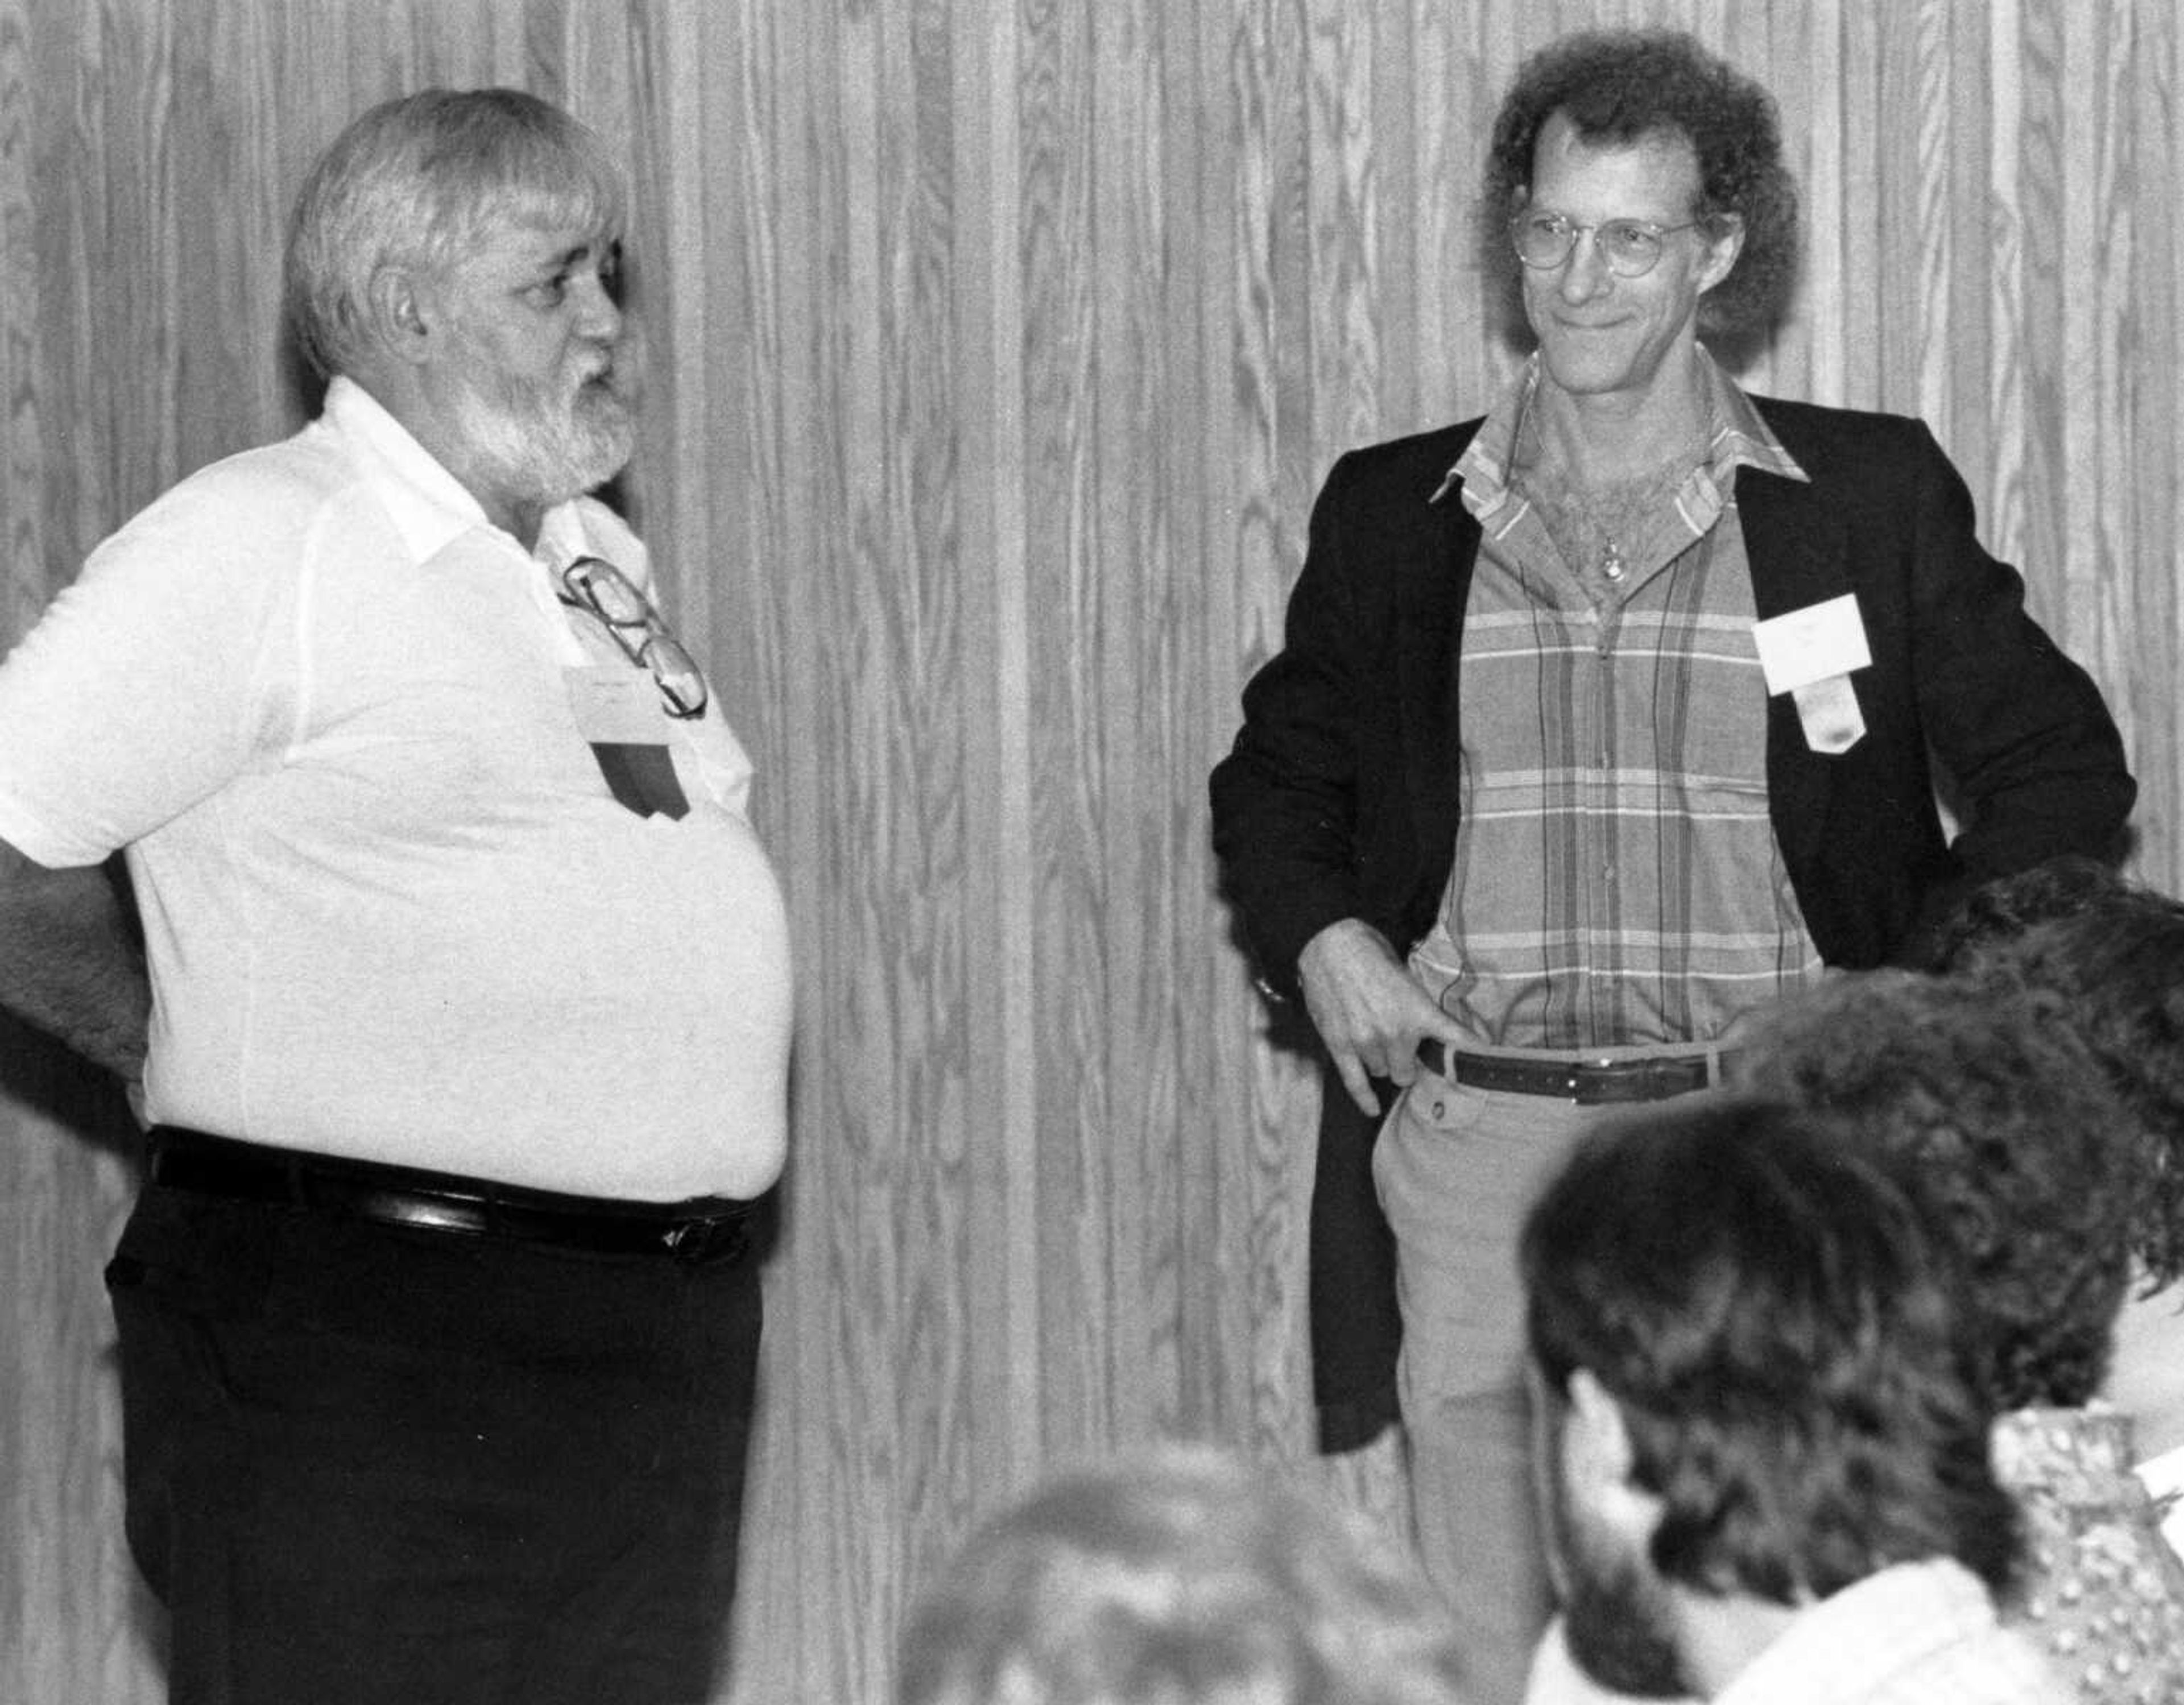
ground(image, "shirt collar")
xmin=1712 ymin=1558 xmax=2011 ymax=1705
xmin=322 ymin=375 xmax=590 ymax=570
xmin=1431 ymin=347 xmax=1809 ymax=527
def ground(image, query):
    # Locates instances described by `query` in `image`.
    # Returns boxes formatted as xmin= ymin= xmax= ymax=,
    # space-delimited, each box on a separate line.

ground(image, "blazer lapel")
xmin=1395 ymin=483 xmax=1480 ymax=831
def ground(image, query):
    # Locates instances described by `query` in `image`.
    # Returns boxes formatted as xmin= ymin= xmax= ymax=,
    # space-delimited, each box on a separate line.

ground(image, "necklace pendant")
xmin=1602 ymin=540 xmax=1625 ymax=582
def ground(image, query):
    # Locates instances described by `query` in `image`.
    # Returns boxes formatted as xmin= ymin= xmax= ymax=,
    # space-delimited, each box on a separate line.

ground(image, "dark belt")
xmin=143 ymin=1127 xmax=756 ymax=1264
xmin=1414 ymin=1038 xmax=1735 ymax=1104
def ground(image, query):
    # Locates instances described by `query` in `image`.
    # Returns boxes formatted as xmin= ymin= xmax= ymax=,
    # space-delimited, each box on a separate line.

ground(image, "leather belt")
xmin=1414 ymin=1038 xmax=1734 ymax=1104
xmin=143 ymin=1127 xmax=755 ymax=1264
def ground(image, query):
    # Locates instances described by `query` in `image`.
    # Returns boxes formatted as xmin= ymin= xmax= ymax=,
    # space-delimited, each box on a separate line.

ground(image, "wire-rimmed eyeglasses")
xmin=559 ymin=556 xmax=709 ymax=720
xmin=1508 ymin=210 xmax=1719 ymax=279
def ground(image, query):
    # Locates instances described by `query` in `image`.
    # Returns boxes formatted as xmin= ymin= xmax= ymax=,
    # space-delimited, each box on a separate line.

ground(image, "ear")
xmin=1564 ymin=1369 xmax=1664 ymax=1542
xmin=1694 ymin=213 xmax=1745 ymax=296
xmin=1564 ymin=1368 xmax=1635 ymax=1483
xmin=366 ymin=264 xmax=436 ymax=366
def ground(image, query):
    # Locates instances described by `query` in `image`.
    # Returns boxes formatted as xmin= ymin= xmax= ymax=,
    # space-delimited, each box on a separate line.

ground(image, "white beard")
xmin=450 ymin=359 xmax=636 ymax=510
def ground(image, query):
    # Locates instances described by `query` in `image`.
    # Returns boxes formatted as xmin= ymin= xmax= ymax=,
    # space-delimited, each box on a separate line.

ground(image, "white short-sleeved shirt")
xmin=0 ymin=377 xmax=791 ymax=1201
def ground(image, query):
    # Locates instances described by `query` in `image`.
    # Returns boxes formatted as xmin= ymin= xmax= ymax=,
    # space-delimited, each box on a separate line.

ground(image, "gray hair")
xmin=897 ymin=1445 xmax=1472 ymax=1705
xmin=283 ymin=88 xmax=623 ymax=382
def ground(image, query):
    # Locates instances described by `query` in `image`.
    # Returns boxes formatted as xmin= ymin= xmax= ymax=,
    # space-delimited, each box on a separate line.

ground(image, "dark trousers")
xmin=105 ymin=1178 xmax=760 ymax=1705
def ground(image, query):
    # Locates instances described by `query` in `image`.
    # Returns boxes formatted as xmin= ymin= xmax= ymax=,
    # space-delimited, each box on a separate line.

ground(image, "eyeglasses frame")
xmin=1507 ymin=208 xmax=1734 ymax=279
xmin=559 ymin=556 xmax=710 ymax=721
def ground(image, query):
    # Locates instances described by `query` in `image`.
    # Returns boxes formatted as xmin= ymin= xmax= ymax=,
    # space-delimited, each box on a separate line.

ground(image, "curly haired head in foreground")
xmin=1735 ymin=969 xmax=2136 ymax=1409
xmin=1523 ymin=1096 xmax=2015 ymax=1609
xmin=1963 ymin=900 xmax=2184 ymax=1293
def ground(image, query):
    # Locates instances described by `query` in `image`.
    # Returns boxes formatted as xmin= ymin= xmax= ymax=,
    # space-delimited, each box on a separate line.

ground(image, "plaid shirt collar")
xmin=1430 ymin=347 xmax=1808 ymax=532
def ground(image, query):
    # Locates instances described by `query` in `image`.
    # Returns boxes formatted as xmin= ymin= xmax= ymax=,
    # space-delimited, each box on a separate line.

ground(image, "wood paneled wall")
xmin=2 ymin=3 xmax=2177 ymax=1701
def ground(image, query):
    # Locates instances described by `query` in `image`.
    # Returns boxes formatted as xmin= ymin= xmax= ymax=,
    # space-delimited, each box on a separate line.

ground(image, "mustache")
xmin=575 ymin=326 xmax=644 ymax=404
xmin=572 ymin=357 xmax=621 ymax=393
xmin=574 ymin=365 xmax=638 ymax=418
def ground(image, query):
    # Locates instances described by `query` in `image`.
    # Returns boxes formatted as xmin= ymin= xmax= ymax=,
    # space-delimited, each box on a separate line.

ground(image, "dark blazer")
xmin=1210 ymin=395 xmax=2136 ymax=1450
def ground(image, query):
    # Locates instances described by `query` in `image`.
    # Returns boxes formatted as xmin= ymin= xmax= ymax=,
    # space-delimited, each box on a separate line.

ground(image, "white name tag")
xmin=1751 ymin=594 xmax=1871 ymax=694
xmin=1790 ymin=676 xmax=1866 ymax=754
xmin=564 ymin=666 xmax=665 ymax=746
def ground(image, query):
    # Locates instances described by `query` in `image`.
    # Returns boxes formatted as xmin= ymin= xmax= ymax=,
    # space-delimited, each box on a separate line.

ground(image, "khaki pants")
xmin=1374 ymin=1071 xmax=1597 ymax=1704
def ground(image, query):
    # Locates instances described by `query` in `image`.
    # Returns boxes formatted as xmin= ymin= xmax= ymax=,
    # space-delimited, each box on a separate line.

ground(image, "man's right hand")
xmin=1296 ymin=918 xmax=1467 ymax=1116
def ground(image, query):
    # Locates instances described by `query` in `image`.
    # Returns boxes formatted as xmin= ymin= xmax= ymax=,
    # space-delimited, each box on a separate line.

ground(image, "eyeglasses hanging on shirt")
xmin=557 ymin=555 xmax=706 ymax=820
xmin=558 ymin=556 xmax=710 ymax=719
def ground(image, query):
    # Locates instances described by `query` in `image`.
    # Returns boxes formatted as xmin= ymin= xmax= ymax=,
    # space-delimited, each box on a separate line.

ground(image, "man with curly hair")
xmin=1736 ymin=970 xmax=2184 ymax=1698
xmin=1937 ymin=883 xmax=2184 ymax=1564
xmin=1521 ymin=1097 xmax=2066 ymax=1703
xmin=1527 ymin=965 xmax=2184 ymax=1702
xmin=1209 ymin=27 xmax=2133 ymax=1694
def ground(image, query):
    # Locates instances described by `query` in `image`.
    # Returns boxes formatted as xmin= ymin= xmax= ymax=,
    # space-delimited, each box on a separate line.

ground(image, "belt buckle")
xmin=663 ymin=1215 xmax=747 ymax=1266
xmin=1570 ymin=1058 xmax=1615 ymax=1106
xmin=1574 ymin=1057 xmax=1661 ymax=1106
xmin=1575 ymin=1056 xmax=1706 ymax=1106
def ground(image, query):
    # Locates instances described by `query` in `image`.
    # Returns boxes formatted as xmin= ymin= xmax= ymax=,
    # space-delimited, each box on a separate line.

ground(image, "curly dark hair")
xmin=1736 ymin=970 xmax=2135 ymax=1409
xmin=1924 ymin=854 xmax=2137 ymax=974
xmin=1968 ymin=904 xmax=2184 ymax=1292
xmin=1523 ymin=1097 xmax=2017 ymax=1605
xmin=1478 ymin=28 xmax=1800 ymax=353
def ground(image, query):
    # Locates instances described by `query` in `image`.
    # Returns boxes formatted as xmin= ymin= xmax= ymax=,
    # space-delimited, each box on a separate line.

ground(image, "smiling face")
xmin=418 ymin=202 xmax=637 ymax=528
xmin=1519 ymin=111 xmax=1741 ymax=408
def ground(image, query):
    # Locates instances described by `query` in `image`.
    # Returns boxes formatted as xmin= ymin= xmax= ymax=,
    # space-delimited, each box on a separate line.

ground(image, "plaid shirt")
xmin=1408 ymin=352 xmax=1826 ymax=1050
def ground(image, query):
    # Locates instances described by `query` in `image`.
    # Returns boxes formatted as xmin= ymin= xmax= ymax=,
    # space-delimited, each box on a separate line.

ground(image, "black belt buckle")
xmin=662 ymin=1214 xmax=749 ymax=1267
xmin=1574 ymin=1058 xmax=1673 ymax=1104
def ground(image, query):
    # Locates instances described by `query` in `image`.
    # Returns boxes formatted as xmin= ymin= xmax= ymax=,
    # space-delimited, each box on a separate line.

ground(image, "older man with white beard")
xmin=0 ymin=90 xmax=790 ymax=1705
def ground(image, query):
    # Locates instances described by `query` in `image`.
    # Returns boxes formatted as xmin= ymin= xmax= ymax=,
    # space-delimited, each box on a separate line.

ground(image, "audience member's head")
xmin=1922 ymin=854 xmax=2141 ymax=974
xmin=1735 ymin=969 xmax=2135 ymax=1410
xmin=896 ymin=1444 xmax=1470 ymax=1705
xmin=1521 ymin=1097 xmax=2013 ymax=1696
xmin=1938 ymin=871 xmax=2184 ymax=1296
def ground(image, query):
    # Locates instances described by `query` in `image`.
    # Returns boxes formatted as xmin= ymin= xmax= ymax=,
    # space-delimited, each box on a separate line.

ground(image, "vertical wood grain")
xmin=2 ymin=5 xmax=2181 ymax=1704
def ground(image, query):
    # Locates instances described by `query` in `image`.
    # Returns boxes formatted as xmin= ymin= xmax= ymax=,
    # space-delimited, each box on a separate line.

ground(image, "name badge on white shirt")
xmin=564 ymin=666 xmax=689 ymax=819
xmin=565 ymin=665 xmax=665 ymax=745
xmin=1752 ymin=594 xmax=1870 ymax=755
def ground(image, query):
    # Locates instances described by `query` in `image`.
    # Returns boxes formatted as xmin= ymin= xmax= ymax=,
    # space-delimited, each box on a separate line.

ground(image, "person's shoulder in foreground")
xmin=1710 ymin=1560 xmax=2070 ymax=1705
xmin=1526 ymin=1582 xmax=2068 ymax=1705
